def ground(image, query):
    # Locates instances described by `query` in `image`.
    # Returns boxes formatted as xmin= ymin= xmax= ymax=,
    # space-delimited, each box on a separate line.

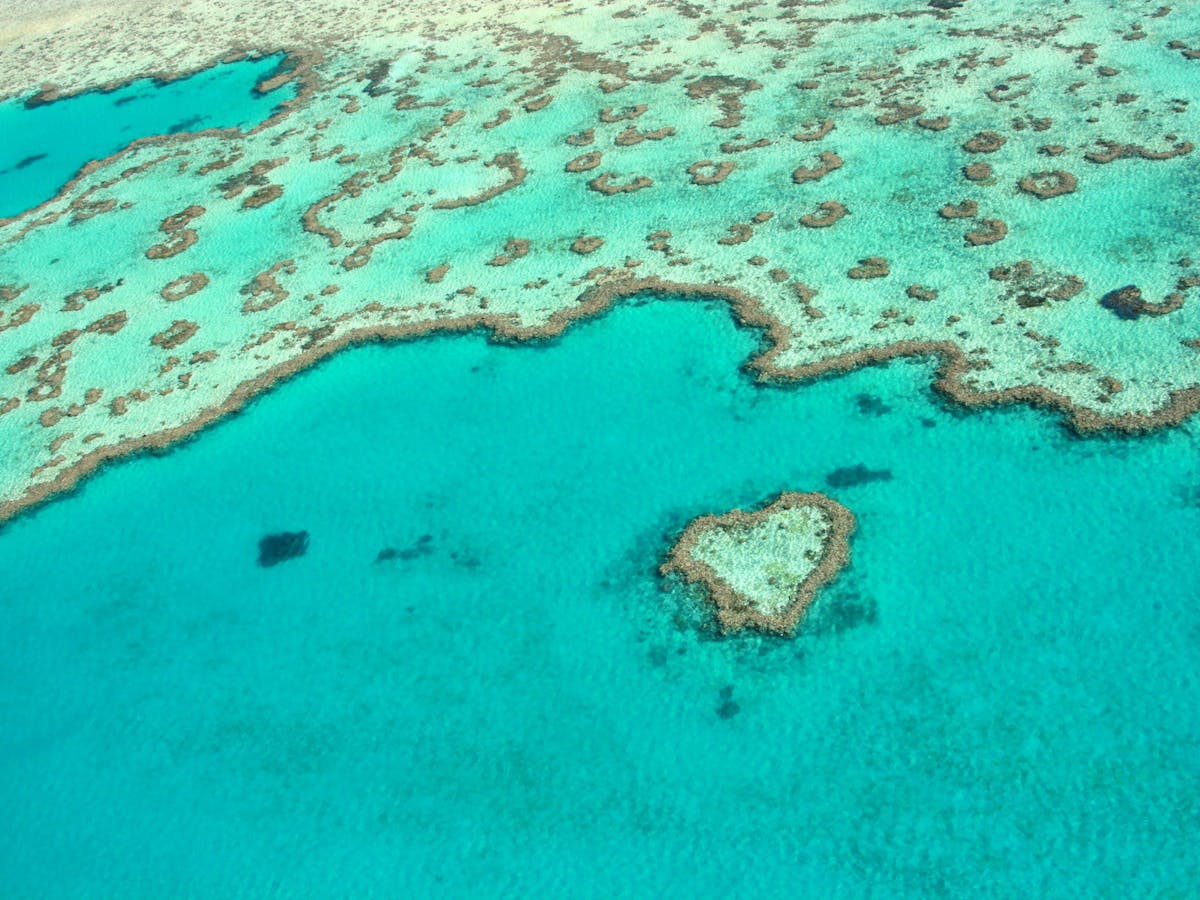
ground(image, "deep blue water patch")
xmin=0 ymin=54 xmax=294 ymax=219
xmin=1 ymin=298 xmax=1198 ymax=895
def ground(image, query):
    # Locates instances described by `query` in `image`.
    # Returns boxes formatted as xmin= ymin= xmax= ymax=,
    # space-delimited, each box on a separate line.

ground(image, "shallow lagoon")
xmin=1 ymin=298 xmax=1198 ymax=896
xmin=0 ymin=54 xmax=291 ymax=219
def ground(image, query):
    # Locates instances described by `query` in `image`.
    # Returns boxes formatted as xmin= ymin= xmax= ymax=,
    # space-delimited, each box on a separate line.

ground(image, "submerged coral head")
xmin=257 ymin=530 xmax=309 ymax=567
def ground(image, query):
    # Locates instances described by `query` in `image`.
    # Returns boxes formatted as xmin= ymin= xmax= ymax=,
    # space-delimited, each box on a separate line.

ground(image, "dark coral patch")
xmin=716 ymin=696 xmax=741 ymax=719
xmin=687 ymin=160 xmax=734 ymax=185
xmin=876 ymin=103 xmax=925 ymax=126
xmin=1100 ymin=285 xmax=1184 ymax=319
xmin=1017 ymin=170 xmax=1077 ymax=199
xmin=962 ymin=162 xmax=993 ymax=182
xmin=964 ymin=218 xmax=1007 ymax=246
xmin=962 ymin=130 xmax=1006 ymax=153
xmin=565 ymin=152 xmax=602 ymax=173
xmin=376 ymin=534 xmax=433 ymax=562
xmin=258 ymin=531 xmax=309 ymax=567
xmin=587 ymin=173 xmax=653 ymax=194
xmin=825 ymin=464 xmax=893 ymax=488
xmin=160 ymin=272 xmax=209 ymax=302
xmin=809 ymin=591 xmax=879 ymax=635
xmin=855 ymin=393 xmax=892 ymax=416
xmin=800 ymin=201 xmax=848 ymax=228
xmin=848 ymin=257 xmax=889 ymax=279
xmin=938 ymin=200 xmax=977 ymax=219
xmin=792 ymin=151 xmax=843 ymax=184
xmin=792 ymin=119 xmax=835 ymax=142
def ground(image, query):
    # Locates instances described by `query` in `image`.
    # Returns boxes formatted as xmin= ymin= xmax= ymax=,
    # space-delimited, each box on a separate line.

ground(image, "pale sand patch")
xmin=0 ymin=0 xmax=571 ymax=100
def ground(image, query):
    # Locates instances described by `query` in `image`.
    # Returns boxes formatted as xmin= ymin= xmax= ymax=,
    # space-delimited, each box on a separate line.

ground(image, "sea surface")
xmin=2 ymin=56 xmax=1200 ymax=899
xmin=3 ymin=295 xmax=1200 ymax=896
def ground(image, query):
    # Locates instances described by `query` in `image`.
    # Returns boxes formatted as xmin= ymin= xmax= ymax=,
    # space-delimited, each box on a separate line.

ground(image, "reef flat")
xmin=1 ymin=0 xmax=1200 ymax=523
xmin=662 ymin=491 xmax=854 ymax=635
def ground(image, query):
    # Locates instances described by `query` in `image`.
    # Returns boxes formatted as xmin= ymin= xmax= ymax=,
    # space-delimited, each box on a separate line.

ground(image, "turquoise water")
xmin=2 ymin=297 xmax=1198 ymax=896
xmin=0 ymin=55 xmax=292 ymax=219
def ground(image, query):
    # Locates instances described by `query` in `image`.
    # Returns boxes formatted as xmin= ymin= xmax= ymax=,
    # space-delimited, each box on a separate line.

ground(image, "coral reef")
xmin=661 ymin=491 xmax=855 ymax=635
xmin=1 ymin=0 xmax=1199 ymax=526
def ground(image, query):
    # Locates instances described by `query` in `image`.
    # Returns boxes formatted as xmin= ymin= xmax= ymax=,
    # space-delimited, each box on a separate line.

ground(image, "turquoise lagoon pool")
xmin=0 ymin=54 xmax=293 ymax=219
xmin=1 ymin=297 xmax=1198 ymax=896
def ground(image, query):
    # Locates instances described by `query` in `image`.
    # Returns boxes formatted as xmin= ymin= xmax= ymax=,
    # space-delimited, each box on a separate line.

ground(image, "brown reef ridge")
xmin=6 ymin=275 xmax=1200 ymax=530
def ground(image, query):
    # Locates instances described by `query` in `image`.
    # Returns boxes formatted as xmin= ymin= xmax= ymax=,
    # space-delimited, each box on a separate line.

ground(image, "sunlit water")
xmin=2 ymin=296 xmax=1198 ymax=896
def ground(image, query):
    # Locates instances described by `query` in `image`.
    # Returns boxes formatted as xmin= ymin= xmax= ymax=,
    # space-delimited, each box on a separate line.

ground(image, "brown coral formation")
xmin=1085 ymin=139 xmax=1194 ymax=163
xmin=342 ymin=209 xmax=414 ymax=270
xmin=717 ymin=224 xmax=754 ymax=246
xmin=875 ymin=103 xmax=925 ymax=125
xmin=614 ymin=125 xmax=675 ymax=146
xmin=800 ymin=201 xmax=849 ymax=228
xmin=300 ymin=171 xmax=368 ymax=246
xmin=61 ymin=282 xmax=118 ymax=312
xmin=570 ymin=236 xmax=604 ymax=255
xmin=482 ymin=108 xmax=511 ymax=129
xmin=6 ymin=356 xmax=37 ymax=375
xmin=0 ymin=304 xmax=39 ymax=333
xmin=687 ymin=160 xmax=734 ymax=185
xmin=939 ymin=200 xmax=978 ymax=219
xmin=963 ymin=162 xmax=994 ymax=182
xmin=965 ymin=219 xmax=1008 ymax=246
xmin=565 ymin=152 xmax=602 ymax=172
xmin=985 ymin=79 xmax=1031 ymax=103
xmin=1017 ymin=170 xmax=1078 ymax=199
xmin=587 ymin=173 xmax=653 ymax=195
xmin=85 ymin=311 xmax=128 ymax=335
xmin=599 ymin=104 xmax=647 ymax=122
xmin=487 ymin=238 xmax=531 ymax=266
xmin=218 ymin=157 xmax=287 ymax=199
xmin=991 ymin=260 xmax=1085 ymax=307
xmin=432 ymin=153 xmax=527 ymax=209
xmin=1100 ymin=285 xmax=1184 ymax=319
xmin=26 ymin=351 xmax=69 ymax=402
xmin=660 ymin=491 xmax=856 ymax=636
xmin=684 ymin=75 xmax=761 ymax=128
xmin=146 ymin=205 xmax=204 ymax=259
xmin=242 ymin=184 xmax=284 ymax=209
xmin=962 ymin=131 xmax=1007 ymax=153
xmin=241 ymin=260 xmax=296 ymax=313
xmin=792 ymin=151 xmax=843 ymax=184
xmin=793 ymin=119 xmax=835 ymax=142
xmin=848 ymin=257 xmax=890 ymax=279
xmin=150 ymin=320 xmax=200 ymax=350
xmin=720 ymin=138 xmax=771 ymax=153
xmin=160 ymin=272 xmax=210 ymax=302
